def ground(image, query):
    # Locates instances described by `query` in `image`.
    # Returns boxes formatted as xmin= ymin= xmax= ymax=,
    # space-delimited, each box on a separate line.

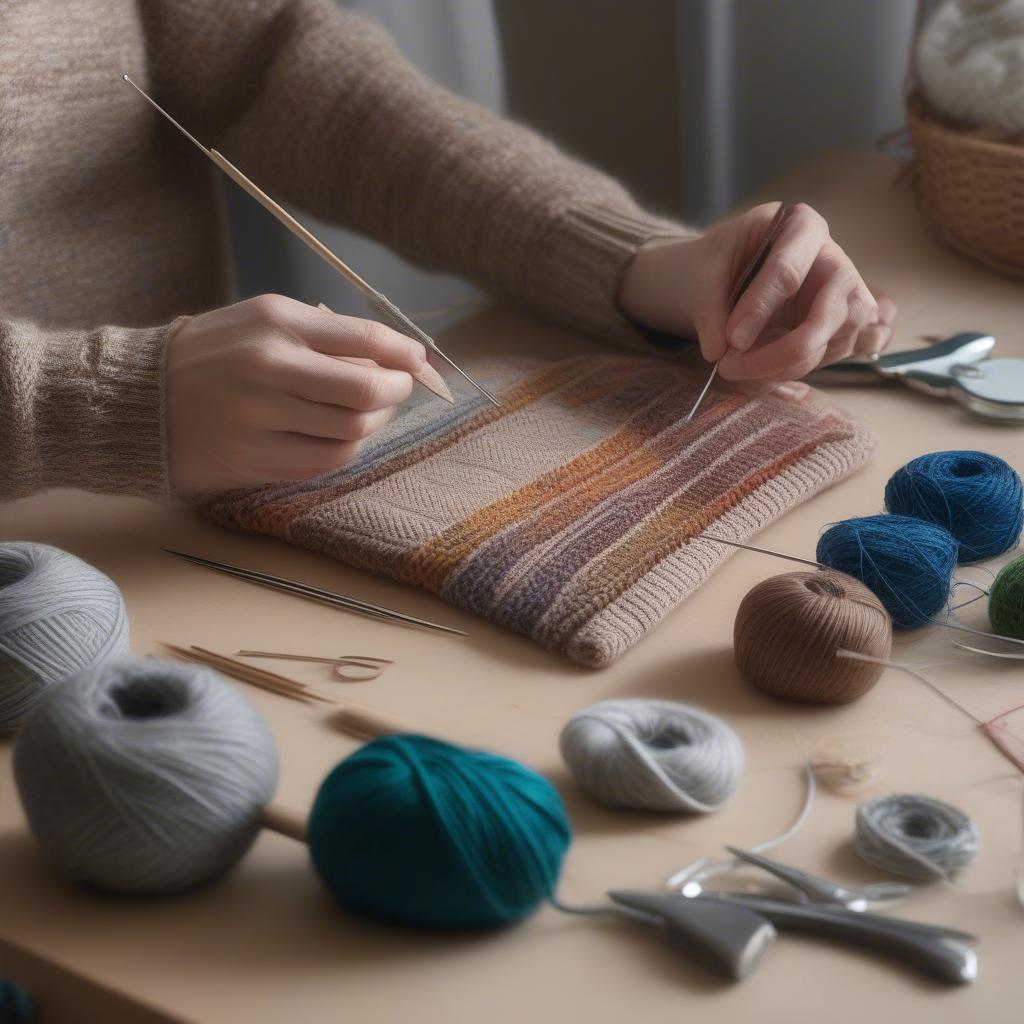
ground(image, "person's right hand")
xmin=166 ymin=295 xmax=427 ymax=494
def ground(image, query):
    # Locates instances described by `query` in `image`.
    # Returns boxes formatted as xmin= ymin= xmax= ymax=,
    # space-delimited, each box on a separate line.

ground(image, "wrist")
xmin=617 ymin=233 xmax=704 ymax=338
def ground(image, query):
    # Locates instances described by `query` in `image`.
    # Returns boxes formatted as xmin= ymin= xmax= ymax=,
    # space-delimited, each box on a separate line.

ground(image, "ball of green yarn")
xmin=307 ymin=734 xmax=572 ymax=928
xmin=990 ymin=553 xmax=1024 ymax=640
xmin=0 ymin=979 xmax=34 ymax=1024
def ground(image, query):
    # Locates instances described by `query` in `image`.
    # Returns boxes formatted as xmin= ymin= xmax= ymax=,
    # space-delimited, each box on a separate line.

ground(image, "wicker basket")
xmin=906 ymin=90 xmax=1024 ymax=278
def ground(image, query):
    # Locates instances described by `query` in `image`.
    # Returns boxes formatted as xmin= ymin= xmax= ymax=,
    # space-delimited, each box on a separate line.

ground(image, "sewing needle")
xmin=121 ymin=74 xmax=497 ymax=408
xmin=684 ymin=203 xmax=791 ymax=423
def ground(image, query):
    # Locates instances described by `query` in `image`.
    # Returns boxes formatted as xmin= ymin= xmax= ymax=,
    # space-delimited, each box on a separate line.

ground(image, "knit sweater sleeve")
xmin=0 ymin=318 xmax=171 ymax=501
xmin=142 ymin=0 xmax=694 ymax=346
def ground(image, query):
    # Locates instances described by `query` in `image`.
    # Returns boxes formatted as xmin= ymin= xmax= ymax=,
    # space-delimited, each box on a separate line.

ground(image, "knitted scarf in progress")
xmin=201 ymin=355 xmax=875 ymax=666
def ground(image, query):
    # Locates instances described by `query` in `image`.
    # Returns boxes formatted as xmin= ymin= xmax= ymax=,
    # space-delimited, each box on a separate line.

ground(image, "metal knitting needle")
xmin=121 ymin=74 xmax=499 ymax=408
xmin=684 ymin=203 xmax=791 ymax=423
xmin=162 ymin=549 xmax=468 ymax=636
xmin=700 ymin=533 xmax=825 ymax=570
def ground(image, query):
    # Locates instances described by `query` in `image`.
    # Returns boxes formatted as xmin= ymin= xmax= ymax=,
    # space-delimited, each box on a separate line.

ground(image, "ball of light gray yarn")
xmin=0 ymin=543 xmax=129 ymax=732
xmin=14 ymin=658 xmax=278 ymax=894
xmin=559 ymin=699 xmax=744 ymax=812
xmin=855 ymin=794 xmax=980 ymax=881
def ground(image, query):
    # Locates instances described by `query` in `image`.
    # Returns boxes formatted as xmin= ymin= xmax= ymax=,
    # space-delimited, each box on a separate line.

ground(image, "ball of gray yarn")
xmin=14 ymin=658 xmax=278 ymax=894
xmin=0 ymin=543 xmax=129 ymax=733
xmin=855 ymin=793 xmax=980 ymax=881
xmin=559 ymin=698 xmax=744 ymax=812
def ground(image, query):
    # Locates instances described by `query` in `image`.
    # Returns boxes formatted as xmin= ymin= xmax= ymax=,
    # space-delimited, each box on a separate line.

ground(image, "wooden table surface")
xmin=2 ymin=150 xmax=1024 ymax=1023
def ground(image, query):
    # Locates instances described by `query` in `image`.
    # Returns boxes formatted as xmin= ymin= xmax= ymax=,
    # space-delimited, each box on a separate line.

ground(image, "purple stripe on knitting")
xmin=438 ymin=375 xmax=744 ymax=619
xmin=453 ymin=401 xmax=813 ymax=638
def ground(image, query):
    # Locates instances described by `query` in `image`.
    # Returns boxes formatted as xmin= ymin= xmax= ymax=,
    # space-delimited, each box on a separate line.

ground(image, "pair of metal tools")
xmin=121 ymin=75 xmax=499 ymax=409
xmin=609 ymin=846 xmax=977 ymax=985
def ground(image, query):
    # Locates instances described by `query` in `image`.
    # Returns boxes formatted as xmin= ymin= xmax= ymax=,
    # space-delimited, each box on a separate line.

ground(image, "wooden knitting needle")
xmin=317 ymin=302 xmax=452 ymax=404
xmin=121 ymin=75 xmax=494 ymax=408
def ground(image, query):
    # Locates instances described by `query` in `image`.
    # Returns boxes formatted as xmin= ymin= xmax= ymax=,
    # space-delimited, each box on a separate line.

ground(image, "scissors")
xmin=808 ymin=331 xmax=1024 ymax=423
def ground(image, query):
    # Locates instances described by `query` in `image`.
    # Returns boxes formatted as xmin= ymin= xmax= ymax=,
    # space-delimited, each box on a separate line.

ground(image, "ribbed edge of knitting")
xmin=565 ymin=423 xmax=878 ymax=666
xmin=527 ymin=200 xmax=694 ymax=348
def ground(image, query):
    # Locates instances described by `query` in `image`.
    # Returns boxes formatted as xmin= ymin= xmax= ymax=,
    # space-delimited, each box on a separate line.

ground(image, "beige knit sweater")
xmin=0 ymin=0 xmax=684 ymax=502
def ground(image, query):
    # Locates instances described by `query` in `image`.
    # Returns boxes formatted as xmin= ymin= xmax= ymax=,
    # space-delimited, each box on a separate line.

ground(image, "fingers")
xmin=281 ymin=351 xmax=416 ymax=410
xmin=244 ymin=294 xmax=428 ymax=374
xmin=720 ymin=265 xmax=855 ymax=381
xmin=725 ymin=203 xmax=829 ymax=353
xmin=269 ymin=397 xmax=396 ymax=441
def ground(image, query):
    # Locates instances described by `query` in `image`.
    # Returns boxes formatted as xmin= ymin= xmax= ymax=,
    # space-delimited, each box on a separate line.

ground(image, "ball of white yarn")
xmin=917 ymin=0 xmax=1024 ymax=134
xmin=559 ymin=699 xmax=744 ymax=812
xmin=0 ymin=543 xmax=129 ymax=732
xmin=14 ymin=658 xmax=278 ymax=894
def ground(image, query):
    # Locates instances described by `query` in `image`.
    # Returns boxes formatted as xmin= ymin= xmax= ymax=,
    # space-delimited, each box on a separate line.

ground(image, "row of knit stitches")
xmin=439 ymin=381 xmax=747 ymax=622
xmin=245 ymin=356 xmax=599 ymax=538
xmin=391 ymin=358 xmax=693 ymax=594
xmin=539 ymin=419 xmax=857 ymax=649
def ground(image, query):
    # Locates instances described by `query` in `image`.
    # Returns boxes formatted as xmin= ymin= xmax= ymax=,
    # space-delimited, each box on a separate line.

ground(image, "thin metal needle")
xmin=700 ymin=533 xmax=825 ymax=570
xmin=684 ymin=203 xmax=791 ymax=423
xmin=684 ymin=363 xmax=719 ymax=422
xmin=122 ymin=75 xmax=207 ymax=154
xmin=163 ymin=549 xmax=468 ymax=636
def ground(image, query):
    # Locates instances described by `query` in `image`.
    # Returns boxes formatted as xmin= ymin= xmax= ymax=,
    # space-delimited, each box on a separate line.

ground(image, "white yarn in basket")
xmin=917 ymin=0 xmax=1024 ymax=134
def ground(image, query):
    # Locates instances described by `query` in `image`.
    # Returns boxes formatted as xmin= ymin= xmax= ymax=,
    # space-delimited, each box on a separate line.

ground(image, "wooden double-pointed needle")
xmin=317 ymin=302 xmax=452 ymax=403
xmin=122 ymin=75 xmax=490 ymax=408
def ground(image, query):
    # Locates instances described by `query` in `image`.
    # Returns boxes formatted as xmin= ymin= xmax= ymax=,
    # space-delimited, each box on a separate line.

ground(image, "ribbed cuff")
xmin=36 ymin=320 xmax=175 ymax=501
xmin=527 ymin=200 xmax=697 ymax=348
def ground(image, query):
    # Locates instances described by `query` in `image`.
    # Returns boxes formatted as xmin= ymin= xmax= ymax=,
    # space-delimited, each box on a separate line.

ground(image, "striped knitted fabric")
xmin=201 ymin=355 xmax=875 ymax=666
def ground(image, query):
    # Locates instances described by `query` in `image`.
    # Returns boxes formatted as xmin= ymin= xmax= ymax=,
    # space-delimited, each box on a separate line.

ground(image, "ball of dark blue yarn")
xmin=0 ymin=980 xmax=34 ymax=1024
xmin=884 ymin=451 xmax=1023 ymax=563
xmin=816 ymin=515 xmax=958 ymax=629
xmin=307 ymin=734 xmax=572 ymax=929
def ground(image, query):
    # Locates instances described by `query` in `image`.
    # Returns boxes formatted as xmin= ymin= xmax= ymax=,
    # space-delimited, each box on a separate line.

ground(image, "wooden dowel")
xmin=334 ymin=705 xmax=411 ymax=739
xmin=209 ymin=150 xmax=374 ymax=297
xmin=261 ymin=804 xmax=308 ymax=843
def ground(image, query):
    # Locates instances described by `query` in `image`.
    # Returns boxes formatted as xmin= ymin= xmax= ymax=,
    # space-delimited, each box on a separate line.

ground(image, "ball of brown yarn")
xmin=734 ymin=570 xmax=893 ymax=704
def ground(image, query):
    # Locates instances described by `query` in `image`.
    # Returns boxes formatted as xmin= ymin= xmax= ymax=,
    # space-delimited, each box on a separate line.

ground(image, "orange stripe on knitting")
xmin=399 ymin=389 xmax=748 ymax=592
xmin=229 ymin=358 xmax=595 ymax=537
xmin=547 ymin=427 xmax=852 ymax=641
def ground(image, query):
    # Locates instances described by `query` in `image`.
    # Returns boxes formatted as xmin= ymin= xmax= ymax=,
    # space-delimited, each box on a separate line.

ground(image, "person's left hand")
xmin=618 ymin=201 xmax=897 ymax=399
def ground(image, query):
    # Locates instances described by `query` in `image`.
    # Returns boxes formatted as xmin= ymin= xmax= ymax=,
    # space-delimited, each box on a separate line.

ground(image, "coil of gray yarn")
xmin=559 ymin=698 xmax=745 ymax=812
xmin=0 ymin=543 xmax=129 ymax=732
xmin=14 ymin=658 xmax=278 ymax=894
xmin=855 ymin=794 xmax=980 ymax=881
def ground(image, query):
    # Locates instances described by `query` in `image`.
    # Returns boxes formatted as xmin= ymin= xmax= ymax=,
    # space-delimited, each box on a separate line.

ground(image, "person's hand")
xmin=618 ymin=201 xmax=897 ymax=398
xmin=165 ymin=294 xmax=427 ymax=493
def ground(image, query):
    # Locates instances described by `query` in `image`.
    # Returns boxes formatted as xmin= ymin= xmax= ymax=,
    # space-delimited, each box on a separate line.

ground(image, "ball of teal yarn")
xmin=816 ymin=515 xmax=958 ymax=629
xmin=884 ymin=451 xmax=1023 ymax=563
xmin=990 ymin=553 xmax=1024 ymax=640
xmin=0 ymin=979 xmax=34 ymax=1024
xmin=307 ymin=734 xmax=572 ymax=929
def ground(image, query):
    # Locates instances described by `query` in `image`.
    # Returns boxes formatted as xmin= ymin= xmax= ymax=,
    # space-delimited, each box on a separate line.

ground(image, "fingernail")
xmin=771 ymin=381 xmax=810 ymax=403
xmin=416 ymin=362 xmax=454 ymax=404
xmin=729 ymin=315 xmax=759 ymax=352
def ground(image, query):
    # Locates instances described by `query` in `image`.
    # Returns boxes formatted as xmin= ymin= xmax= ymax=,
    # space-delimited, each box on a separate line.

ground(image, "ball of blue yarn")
xmin=0 ymin=979 xmax=34 ymax=1024
xmin=884 ymin=451 xmax=1023 ymax=563
xmin=816 ymin=515 xmax=958 ymax=629
xmin=307 ymin=734 xmax=571 ymax=929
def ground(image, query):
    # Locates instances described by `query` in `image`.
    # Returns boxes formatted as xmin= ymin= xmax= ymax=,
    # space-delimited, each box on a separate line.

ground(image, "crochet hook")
xmin=121 ymin=75 xmax=495 ymax=408
xmin=162 ymin=549 xmax=468 ymax=636
xmin=684 ymin=203 xmax=791 ymax=423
